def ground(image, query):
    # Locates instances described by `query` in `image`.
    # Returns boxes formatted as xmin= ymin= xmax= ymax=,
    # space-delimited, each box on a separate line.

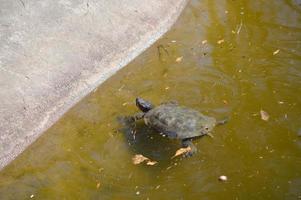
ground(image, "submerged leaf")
xmin=260 ymin=110 xmax=270 ymax=121
xmin=171 ymin=146 xmax=192 ymax=159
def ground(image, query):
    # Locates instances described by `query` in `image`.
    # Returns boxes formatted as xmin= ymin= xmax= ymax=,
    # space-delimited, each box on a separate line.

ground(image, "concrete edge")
xmin=0 ymin=0 xmax=189 ymax=170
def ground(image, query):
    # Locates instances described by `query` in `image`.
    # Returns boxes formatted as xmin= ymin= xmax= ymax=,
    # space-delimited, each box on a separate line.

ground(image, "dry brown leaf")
xmin=171 ymin=146 xmax=192 ymax=159
xmin=132 ymin=154 xmax=158 ymax=166
xmin=218 ymin=175 xmax=228 ymax=182
xmin=201 ymin=40 xmax=207 ymax=44
xmin=146 ymin=160 xmax=158 ymax=166
xmin=217 ymin=39 xmax=225 ymax=44
xmin=132 ymin=154 xmax=149 ymax=165
xmin=260 ymin=110 xmax=270 ymax=121
xmin=175 ymin=56 xmax=183 ymax=63
xmin=273 ymin=49 xmax=280 ymax=55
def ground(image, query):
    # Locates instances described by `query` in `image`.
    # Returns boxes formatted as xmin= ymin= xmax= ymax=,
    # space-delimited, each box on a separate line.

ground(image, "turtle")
xmin=131 ymin=97 xmax=227 ymax=157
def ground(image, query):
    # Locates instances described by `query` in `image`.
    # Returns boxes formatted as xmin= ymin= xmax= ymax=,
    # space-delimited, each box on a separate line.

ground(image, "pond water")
xmin=0 ymin=0 xmax=301 ymax=199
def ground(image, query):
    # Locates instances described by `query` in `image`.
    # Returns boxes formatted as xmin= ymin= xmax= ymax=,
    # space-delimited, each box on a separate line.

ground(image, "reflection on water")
xmin=0 ymin=0 xmax=301 ymax=199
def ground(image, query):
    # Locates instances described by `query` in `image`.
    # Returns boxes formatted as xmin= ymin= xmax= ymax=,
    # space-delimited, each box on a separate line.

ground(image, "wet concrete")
xmin=0 ymin=0 xmax=188 ymax=170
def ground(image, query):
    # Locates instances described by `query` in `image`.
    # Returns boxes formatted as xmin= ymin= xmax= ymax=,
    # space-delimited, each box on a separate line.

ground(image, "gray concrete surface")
xmin=0 ymin=0 xmax=188 ymax=170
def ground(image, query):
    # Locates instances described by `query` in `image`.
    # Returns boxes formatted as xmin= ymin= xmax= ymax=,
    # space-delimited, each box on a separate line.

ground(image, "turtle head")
xmin=136 ymin=97 xmax=154 ymax=113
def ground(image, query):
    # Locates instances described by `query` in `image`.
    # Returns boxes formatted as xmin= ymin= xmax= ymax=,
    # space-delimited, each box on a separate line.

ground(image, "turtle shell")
xmin=143 ymin=103 xmax=216 ymax=139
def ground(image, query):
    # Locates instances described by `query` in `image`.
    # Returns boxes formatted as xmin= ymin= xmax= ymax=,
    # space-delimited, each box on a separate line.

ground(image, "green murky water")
xmin=1 ymin=0 xmax=301 ymax=199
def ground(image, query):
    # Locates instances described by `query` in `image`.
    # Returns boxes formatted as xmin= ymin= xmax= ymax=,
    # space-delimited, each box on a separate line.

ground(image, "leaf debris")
xmin=132 ymin=154 xmax=148 ymax=164
xmin=273 ymin=49 xmax=280 ymax=55
xmin=218 ymin=175 xmax=228 ymax=182
xmin=217 ymin=39 xmax=225 ymax=44
xmin=132 ymin=154 xmax=158 ymax=166
xmin=201 ymin=40 xmax=207 ymax=44
xmin=175 ymin=56 xmax=183 ymax=63
xmin=171 ymin=146 xmax=191 ymax=159
xmin=146 ymin=160 xmax=158 ymax=166
xmin=260 ymin=110 xmax=270 ymax=121
xmin=237 ymin=20 xmax=243 ymax=34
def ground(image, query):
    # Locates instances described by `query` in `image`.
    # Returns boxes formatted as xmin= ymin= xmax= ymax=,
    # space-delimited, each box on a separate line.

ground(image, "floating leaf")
xmin=96 ymin=182 xmax=101 ymax=189
xmin=218 ymin=175 xmax=228 ymax=182
xmin=201 ymin=40 xmax=207 ymax=44
xmin=132 ymin=154 xmax=157 ymax=166
xmin=175 ymin=56 xmax=183 ymax=63
xmin=217 ymin=39 xmax=225 ymax=44
xmin=273 ymin=49 xmax=280 ymax=55
xmin=146 ymin=160 xmax=158 ymax=165
xmin=171 ymin=146 xmax=192 ymax=159
xmin=260 ymin=110 xmax=270 ymax=121
xmin=132 ymin=154 xmax=149 ymax=165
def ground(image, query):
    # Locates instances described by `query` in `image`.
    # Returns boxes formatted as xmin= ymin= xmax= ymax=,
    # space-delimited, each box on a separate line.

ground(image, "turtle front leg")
xmin=131 ymin=112 xmax=145 ymax=122
xmin=181 ymin=139 xmax=197 ymax=157
xmin=118 ymin=112 xmax=144 ymax=125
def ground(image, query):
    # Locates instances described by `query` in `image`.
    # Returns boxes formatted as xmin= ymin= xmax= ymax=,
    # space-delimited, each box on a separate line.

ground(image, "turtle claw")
xmin=181 ymin=139 xmax=197 ymax=158
xmin=183 ymin=149 xmax=196 ymax=158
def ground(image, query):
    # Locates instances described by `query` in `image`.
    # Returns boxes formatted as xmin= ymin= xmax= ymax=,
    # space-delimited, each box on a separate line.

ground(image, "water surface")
xmin=0 ymin=0 xmax=301 ymax=199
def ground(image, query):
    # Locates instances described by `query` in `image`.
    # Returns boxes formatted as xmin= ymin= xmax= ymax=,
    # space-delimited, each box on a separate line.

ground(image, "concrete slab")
xmin=0 ymin=0 xmax=188 ymax=170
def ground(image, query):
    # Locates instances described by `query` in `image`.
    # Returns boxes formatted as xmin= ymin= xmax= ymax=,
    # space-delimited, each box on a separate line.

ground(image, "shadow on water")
xmin=117 ymin=116 xmax=181 ymax=165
